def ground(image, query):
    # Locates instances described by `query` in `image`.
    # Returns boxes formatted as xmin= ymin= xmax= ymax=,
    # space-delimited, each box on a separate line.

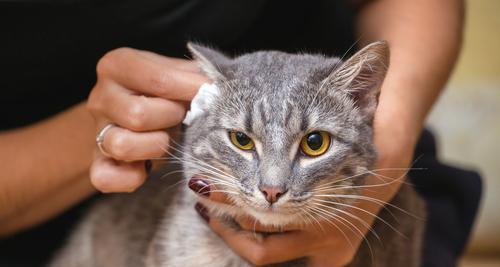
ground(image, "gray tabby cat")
xmin=49 ymin=41 xmax=425 ymax=267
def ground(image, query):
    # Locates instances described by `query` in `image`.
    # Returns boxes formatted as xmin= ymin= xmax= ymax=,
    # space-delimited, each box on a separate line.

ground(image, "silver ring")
xmin=96 ymin=123 xmax=116 ymax=157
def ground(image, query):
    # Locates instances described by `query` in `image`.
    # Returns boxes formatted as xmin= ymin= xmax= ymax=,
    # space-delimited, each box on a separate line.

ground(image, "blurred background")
xmin=425 ymin=0 xmax=500 ymax=266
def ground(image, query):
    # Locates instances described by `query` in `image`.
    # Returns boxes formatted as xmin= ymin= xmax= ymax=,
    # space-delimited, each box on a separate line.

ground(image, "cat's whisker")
xmin=312 ymin=170 xmax=373 ymax=191
xmin=196 ymin=173 xmax=240 ymax=191
xmin=162 ymin=150 xmax=240 ymax=188
xmin=296 ymin=208 xmax=313 ymax=229
xmin=313 ymin=175 xmax=408 ymax=192
xmin=175 ymin=160 xmax=238 ymax=188
xmin=182 ymin=159 xmax=238 ymax=182
xmin=166 ymin=140 xmax=241 ymax=182
xmin=309 ymin=205 xmax=367 ymax=242
xmin=365 ymin=170 xmax=414 ymax=186
xmin=304 ymin=207 xmax=327 ymax=234
xmin=313 ymin=191 xmax=401 ymax=224
xmin=313 ymin=194 xmax=421 ymax=219
xmin=159 ymin=178 xmax=188 ymax=195
xmin=306 ymin=206 xmax=356 ymax=251
xmin=206 ymin=189 xmax=239 ymax=195
xmin=314 ymin=199 xmax=406 ymax=239
xmin=158 ymin=170 xmax=185 ymax=179
xmin=190 ymin=179 xmax=233 ymax=189
xmin=298 ymin=207 xmax=313 ymax=226
xmin=193 ymin=175 xmax=238 ymax=190
xmin=312 ymin=167 xmax=425 ymax=192
xmin=309 ymin=205 xmax=374 ymax=261
xmin=164 ymin=144 xmax=228 ymax=175
xmin=311 ymin=201 xmax=382 ymax=244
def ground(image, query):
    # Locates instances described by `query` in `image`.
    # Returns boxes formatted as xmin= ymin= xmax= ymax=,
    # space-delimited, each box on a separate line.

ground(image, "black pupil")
xmin=307 ymin=132 xmax=323 ymax=150
xmin=236 ymin=132 xmax=251 ymax=146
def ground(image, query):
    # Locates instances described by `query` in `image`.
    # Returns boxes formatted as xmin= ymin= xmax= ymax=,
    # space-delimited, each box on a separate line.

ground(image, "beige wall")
xmin=451 ymin=0 xmax=500 ymax=83
xmin=427 ymin=0 xmax=500 ymax=258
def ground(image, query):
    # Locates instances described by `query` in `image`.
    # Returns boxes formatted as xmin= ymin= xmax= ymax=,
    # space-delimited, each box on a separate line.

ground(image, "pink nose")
xmin=259 ymin=186 xmax=287 ymax=204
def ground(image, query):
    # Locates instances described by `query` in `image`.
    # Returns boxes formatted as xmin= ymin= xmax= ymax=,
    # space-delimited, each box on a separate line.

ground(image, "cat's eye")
xmin=229 ymin=131 xmax=255 ymax=150
xmin=300 ymin=131 xmax=330 ymax=157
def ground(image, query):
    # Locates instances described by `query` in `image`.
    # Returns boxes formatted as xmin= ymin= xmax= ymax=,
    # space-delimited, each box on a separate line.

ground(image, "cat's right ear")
xmin=187 ymin=43 xmax=231 ymax=81
xmin=324 ymin=41 xmax=389 ymax=121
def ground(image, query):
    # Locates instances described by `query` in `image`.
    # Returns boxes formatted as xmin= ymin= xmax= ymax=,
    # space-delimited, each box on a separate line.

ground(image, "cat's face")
xmin=183 ymin=42 xmax=389 ymax=226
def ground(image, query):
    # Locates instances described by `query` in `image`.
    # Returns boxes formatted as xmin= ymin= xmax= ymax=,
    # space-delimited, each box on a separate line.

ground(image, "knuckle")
xmin=126 ymin=102 xmax=147 ymax=130
xmin=96 ymin=47 xmax=134 ymax=75
xmin=153 ymin=134 xmax=170 ymax=157
xmin=96 ymin=52 xmax=113 ymax=76
xmin=248 ymin=247 xmax=269 ymax=266
xmin=86 ymin=87 xmax=103 ymax=114
xmin=108 ymin=133 xmax=131 ymax=160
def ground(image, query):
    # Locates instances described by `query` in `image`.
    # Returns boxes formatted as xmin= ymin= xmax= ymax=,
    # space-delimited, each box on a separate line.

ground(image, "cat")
xmin=49 ymin=41 xmax=426 ymax=267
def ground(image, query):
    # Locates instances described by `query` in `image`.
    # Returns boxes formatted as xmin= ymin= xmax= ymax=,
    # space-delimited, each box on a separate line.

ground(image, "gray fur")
xmin=49 ymin=42 xmax=425 ymax=267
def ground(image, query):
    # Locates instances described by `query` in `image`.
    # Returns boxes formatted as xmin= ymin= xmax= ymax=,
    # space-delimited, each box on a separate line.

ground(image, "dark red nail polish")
xmin=188 ymin=177 xmax=211 ymax=197
xmin=145 ymin=160 xmax=152 ymax=174
xmin=195 ymin=202 xmax=210 ymax=223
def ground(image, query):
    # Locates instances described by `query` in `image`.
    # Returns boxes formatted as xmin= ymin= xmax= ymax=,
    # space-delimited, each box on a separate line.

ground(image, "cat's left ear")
xmin=187 ymin=42 xmax=231 ymax=81
xmin=325 ymin=41 xmax=389 ymax=121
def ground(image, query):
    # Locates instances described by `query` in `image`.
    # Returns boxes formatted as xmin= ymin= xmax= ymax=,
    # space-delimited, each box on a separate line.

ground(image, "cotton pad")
xmin=182 ymin=83 xmax=220 ymax=125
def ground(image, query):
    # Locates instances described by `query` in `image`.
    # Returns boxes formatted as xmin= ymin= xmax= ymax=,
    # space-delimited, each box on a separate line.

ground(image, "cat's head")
xmin=182 ymin=42 xmax=389 ymax=226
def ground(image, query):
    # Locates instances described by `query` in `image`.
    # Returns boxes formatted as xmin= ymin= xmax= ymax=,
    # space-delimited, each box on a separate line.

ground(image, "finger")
xmin=207 ymin=216 xmax=313 ymax=266
xmin=187 ymin=176 xmax=233 ymax=205
xmin=309 ymin=250 xmax=355 ymax=267
xmin=89 ymin=80 xmax=187 ymax=132
xmin=90 ymin=154 xmax=148 ymax=193
xmin=235 ymin=216 xmax=303 ymax=233
xmin=100 ymin=125 xmax=169 ymax=161
xmin=97 ymin=48 xmax=209 ymax=101
xmin=136 ymin=50 xmax=200 ymax=73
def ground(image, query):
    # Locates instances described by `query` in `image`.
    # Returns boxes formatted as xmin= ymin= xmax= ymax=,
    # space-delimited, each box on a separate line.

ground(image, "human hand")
xmin=88 ymin=48 xmax=209 ymax=193
xmin=187 ymin=111 xmax=417 ymax=267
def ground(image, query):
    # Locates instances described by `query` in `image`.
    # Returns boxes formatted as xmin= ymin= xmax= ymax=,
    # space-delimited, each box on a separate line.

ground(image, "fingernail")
xmin=195 ymin=202 xmax=210 ymax=223
xmin=188 ymin=177 xmax=211 ymax=197
xmin=145 ymin=160 xmax=152 ymax=174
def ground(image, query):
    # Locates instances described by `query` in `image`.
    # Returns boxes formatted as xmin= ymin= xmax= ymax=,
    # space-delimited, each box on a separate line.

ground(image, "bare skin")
xmin=0 ymin=104 xmax=96 ymax=236
xmin=87 ymin=48 xmax=208 ymax=193
xmin=0 ymin=51 xmax=208 ymax=236
xmin=1 ymin=0 xmax=463 ymax=266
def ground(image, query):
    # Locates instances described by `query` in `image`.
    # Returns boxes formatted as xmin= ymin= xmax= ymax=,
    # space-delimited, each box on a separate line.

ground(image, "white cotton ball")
xmin=182 ymin=83 xmax=220 ymax=125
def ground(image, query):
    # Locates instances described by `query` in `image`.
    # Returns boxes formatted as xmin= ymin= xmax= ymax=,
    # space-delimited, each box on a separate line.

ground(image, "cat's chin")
xmin=200 ymin=198 xmax=301 ymax=227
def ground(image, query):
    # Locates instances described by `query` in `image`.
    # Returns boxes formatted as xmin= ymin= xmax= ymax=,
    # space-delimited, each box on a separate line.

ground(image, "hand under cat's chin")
xmin=199 ymin=196 xmax=304 ymax=228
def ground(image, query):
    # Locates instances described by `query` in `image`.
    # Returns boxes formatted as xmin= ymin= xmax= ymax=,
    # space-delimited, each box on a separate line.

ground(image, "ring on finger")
xmin=96 ymin=123 xmax=116 ymax=157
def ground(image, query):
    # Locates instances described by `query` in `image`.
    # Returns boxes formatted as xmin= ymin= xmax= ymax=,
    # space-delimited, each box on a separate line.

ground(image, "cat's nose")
xmin=259 ymin=186 xmax=287 ymax=204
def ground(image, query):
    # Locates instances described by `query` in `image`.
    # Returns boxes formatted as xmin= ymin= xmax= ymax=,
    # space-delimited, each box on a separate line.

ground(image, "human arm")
xmin=0 ymin=49 xmax=208 ymax=236
xmin=193 ymin=0 xmax=465 ymax=266
xmin=0 ymin=104 xmax=96 ymax=236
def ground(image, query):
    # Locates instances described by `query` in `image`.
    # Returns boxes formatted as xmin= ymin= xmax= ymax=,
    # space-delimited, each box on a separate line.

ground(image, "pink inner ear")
xmin=323 ymin=42 xmax=389 ymax=121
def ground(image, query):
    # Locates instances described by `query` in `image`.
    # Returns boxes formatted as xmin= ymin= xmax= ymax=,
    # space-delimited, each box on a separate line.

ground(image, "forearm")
xmin=357 ymin=0 xmax=464 ymax=145
xmin=0 ymin=103 xmax=96 ymax=236
xmin=0 ymin=173 xmax=94 ymax=236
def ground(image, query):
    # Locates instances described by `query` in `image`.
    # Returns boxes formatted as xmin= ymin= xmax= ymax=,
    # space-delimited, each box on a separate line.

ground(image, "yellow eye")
xmin=229 ymin=131 xmax=255 ymax=150
xmin=300 ymin=131 xmax=330 ymax=157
